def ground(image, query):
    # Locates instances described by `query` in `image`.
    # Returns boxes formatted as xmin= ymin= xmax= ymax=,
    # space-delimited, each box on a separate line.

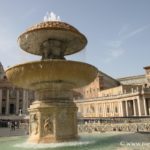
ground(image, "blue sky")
xmin=0 ymin=0 xmax=150 ymax=78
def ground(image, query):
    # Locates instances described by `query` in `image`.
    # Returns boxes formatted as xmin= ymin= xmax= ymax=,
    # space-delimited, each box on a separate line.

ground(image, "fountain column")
xmin=28 ymin=87 xmax=78 ymax=143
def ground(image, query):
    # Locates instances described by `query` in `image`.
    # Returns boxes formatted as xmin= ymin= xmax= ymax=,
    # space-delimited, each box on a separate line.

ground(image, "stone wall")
xmin=78 ymin=122 xmax=150 ymax=133
xmin=78 ymin=117 xmax=150 ymax=133
xmin=74 ymin=71 xmax=120 ymax=100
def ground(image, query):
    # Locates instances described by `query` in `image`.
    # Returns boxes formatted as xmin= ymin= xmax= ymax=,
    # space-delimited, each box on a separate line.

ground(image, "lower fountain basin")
xmin=6 ymin=60 xmax=98 ymax=90
xmin=6 ymin=60 xmax=98 ymax=143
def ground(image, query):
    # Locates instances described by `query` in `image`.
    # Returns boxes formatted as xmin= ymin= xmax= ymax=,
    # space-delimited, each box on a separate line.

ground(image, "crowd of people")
xmin=0 ymin=120 xmax=20 ymax=130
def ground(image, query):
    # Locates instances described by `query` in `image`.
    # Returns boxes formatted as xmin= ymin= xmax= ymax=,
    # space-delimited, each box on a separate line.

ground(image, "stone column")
xmin=16 ymin=90 xmax=19 ymax=115
xmin=83 ymin=105 xmax=86 ymax=116
xmin=119 ymin=101 xmax=123 ymax=117
xmin=143 ymin=97 xmax=147 ymax=116
xmin=22 ymin=90 xmax=26 ymax=114
xmin=110 ymin=102 xmax=112 ymax=116
xmin=137 ymin=98 xmax=142 ymax=116
xmin=131 ymin=88 xmax=134 ymax=93
xmin=133 ymin=99 xmax=136 ymax=116
xmin=6 ymin=89 xmax=9 ymax=115
xmin=111 ymin=102 xmax=114 ymax=117
xmin=99 ymin=103 xmax=103 ymax=117
xmin=103 ymin=103 xmax=106 ymax=117
xmin=125 ymin=100 xmax=129 ymax=116
xmin=95 ymin=103 xmax=98 ymax=117
xmin=85 ymin=104 xmax=89 ymax=117
xmin=0 ymin=89 xmax=2 ymax=114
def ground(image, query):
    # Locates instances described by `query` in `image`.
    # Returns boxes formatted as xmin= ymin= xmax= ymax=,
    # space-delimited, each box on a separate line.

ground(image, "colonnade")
xmin=0 ymin=89 xmax=29 ymax=115
xmin=77 ymin=96 xmax=150 ymax=118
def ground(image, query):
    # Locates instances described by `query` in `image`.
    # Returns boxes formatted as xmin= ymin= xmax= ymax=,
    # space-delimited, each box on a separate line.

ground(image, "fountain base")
xmin=28 ymin=101 xmax=78 ymax=143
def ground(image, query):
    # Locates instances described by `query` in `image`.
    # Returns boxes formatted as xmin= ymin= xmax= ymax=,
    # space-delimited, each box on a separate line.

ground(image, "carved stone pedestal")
xmin=28 ymin=101 xmax=78 ymax=143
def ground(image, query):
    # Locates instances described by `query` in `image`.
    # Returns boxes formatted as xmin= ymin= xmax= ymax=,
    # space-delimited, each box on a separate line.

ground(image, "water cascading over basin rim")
xmin=6 ymin=59 xmax=98 ymax=90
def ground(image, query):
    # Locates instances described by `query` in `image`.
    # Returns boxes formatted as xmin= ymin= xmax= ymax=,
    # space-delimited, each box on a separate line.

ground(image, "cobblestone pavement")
xmin=0 ymin=127 xmax=27 ymax=137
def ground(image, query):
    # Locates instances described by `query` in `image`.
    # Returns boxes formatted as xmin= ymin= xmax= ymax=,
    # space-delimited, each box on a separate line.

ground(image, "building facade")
xmin=1 ymin=61 xmax=150 ymax=120
xmin=0 ymin=63 xmax=34 ymax=119
xmin=75 ymin=68 xmax=150 ymax=118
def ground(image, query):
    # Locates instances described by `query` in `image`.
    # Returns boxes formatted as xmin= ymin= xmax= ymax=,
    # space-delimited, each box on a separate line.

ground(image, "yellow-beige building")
xmin=1 ymin=60 xmax=150 ymax=120
xmin=75 ymin=68 xmax=150 ymax=118
xmin=0 ymin=62 xmax=34 ymax=120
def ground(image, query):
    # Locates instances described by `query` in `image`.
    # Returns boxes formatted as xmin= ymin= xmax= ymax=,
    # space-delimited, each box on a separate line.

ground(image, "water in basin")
xmin=0 ymin=132 xmax=150 ymax=150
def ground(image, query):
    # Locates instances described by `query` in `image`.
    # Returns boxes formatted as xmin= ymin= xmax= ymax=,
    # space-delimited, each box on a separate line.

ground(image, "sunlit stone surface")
xmin=6 ymin=13 xmax=98 ymax=143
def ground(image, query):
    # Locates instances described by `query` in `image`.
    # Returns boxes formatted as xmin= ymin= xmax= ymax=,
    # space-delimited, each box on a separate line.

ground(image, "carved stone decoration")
xmin=30 ymin=113 xmax=39 ymax=135
xmin=43 ymin=116 xmax=53 ymax=135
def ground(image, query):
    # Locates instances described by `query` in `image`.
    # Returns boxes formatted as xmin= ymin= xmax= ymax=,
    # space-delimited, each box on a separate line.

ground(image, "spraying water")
xmin=43 ymin=12 xmax=61 ymax=22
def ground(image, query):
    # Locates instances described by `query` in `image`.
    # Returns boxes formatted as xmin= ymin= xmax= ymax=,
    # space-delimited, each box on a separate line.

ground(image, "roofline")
xmin=98 ymin=70 xmax=120 ymax=84
xmin=117 ymin=74 xmax=145 ymax=81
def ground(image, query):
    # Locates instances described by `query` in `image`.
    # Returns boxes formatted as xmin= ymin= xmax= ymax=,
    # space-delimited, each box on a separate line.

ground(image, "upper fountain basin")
xmin=6 ymin=60 xmax=98 ymax=90
xmin=18 ymin=21 xmax=87 ymax=56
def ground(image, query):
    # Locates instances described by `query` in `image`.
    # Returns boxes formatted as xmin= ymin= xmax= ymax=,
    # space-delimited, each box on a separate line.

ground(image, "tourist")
xmin=11 ymin=121 xmax=15 ymax=131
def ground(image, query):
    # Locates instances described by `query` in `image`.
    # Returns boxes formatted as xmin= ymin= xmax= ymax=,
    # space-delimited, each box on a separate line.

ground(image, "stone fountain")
xmin=6 ymin=12 xmax=98 ymax=143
